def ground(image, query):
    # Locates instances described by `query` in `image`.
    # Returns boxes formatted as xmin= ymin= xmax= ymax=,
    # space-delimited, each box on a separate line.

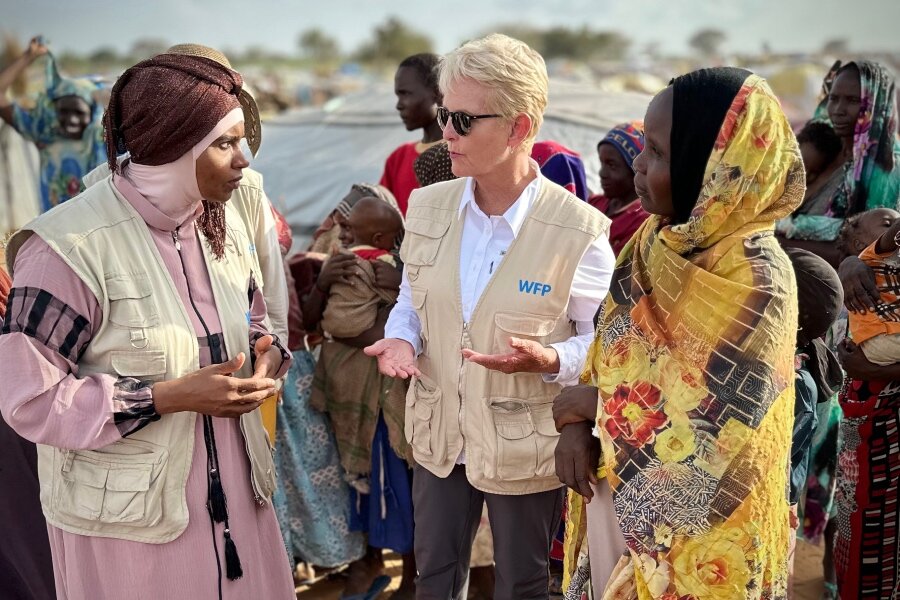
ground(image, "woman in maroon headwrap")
xmin=0 ymin=53 xmax=294 ymax=599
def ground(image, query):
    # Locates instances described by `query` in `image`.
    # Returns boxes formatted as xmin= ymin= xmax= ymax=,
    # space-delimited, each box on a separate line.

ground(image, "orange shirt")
xmin=849 ymin=240 xmax=900 ymax=344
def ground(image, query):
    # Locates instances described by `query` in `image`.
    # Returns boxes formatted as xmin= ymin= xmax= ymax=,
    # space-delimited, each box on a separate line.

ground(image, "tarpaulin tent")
xmin=251 ymin=80 xmax=651 ymax=248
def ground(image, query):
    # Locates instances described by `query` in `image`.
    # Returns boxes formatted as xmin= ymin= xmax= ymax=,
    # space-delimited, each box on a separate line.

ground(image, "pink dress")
xmin=0 ymin=176 xmax=294 ymax=600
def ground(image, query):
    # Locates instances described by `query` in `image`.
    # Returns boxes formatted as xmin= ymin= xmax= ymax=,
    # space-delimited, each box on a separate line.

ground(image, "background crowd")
xmin=0 ymin=16 xmax=898 ymax=600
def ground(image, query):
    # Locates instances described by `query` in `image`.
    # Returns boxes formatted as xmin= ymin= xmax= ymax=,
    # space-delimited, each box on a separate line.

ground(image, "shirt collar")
xmin=457 ymin=159 xmax=543 ymax=237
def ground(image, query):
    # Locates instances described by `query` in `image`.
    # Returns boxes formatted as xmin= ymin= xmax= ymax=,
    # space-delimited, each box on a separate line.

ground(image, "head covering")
xmin=414 ymin=142 xmax=456 ymax=187
xmin=122 ymin=107 xmax=244 ymax=225
xmin=46 ymin=53 xmax=97 ymax=105
xmin=530 ymin=141 xmax=589 ymax=200
xmin=657 ymin=70 xmax=804 ymax=253
xmin=785 ymin=247 xmax=844 ymax=400
xmin=16 ymin=52 xmax=103 ymax=146
xmin=104 ymin=53 xmax=244 ymax=172
xmin=815 ymin=60 xmax=900 ymax=215
xmin=598 ymin=120 xmax=645 ymax=172
xmin=10 ymin=52 xmax=107 ymax=209
xmin=587 ymin=73 xmax=805 ymax=597
xmin=165 ymin=44 xmax=262 ymax=157
xmin=337 ymin=183 xmax=401 ymax=221
xmin=670 ymin=67 xmax=752 ymax=224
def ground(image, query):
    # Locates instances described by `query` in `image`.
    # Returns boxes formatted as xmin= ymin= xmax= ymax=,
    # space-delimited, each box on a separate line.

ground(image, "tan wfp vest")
xmin=6 ymin=176 xmax=276 ymax=543
xmin=401 ymin=177 xmax=609 ymax=495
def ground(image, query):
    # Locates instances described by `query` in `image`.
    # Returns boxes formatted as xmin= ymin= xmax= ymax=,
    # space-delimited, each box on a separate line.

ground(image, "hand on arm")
xmin=555 ymin=421 xmax=601 ymax=502
xmin=552 ymin=384 xmax=600 ymax=431
xmin=837 ymin=339 xmax=900 ymax=381
xmin=839 ymin=255 xmax=879 ymax=313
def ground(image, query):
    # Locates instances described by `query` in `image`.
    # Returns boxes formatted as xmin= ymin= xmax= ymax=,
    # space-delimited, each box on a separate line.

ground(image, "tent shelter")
xmin=251 ymin=81 xmax=652 ymax=248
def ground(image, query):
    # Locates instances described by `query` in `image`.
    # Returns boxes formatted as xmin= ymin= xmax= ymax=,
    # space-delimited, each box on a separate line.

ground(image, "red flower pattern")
xmin=604 ymin=381 xmax=668 ymax=447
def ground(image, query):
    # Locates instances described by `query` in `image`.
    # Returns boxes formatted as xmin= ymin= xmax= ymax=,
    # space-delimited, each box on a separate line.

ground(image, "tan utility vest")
xmin=6 ymin=176 xmax=276 ymax=543
xmin=401 ymin=177 xmax=609 ymax=495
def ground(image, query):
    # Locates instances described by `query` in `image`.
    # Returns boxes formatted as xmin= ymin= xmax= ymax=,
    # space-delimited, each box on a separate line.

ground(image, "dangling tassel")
xmin=223 ymin=528 xmax=243 ymax=580
xmin=208 ymin=468 xmax=227 ymax=523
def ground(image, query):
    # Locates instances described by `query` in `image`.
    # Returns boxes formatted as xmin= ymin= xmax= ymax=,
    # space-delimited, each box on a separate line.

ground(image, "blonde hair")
xmin=439 ymin=34 xmax=548 ymax=146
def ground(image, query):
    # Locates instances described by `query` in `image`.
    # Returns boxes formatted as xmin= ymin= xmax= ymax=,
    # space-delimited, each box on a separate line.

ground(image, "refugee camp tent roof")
xmin=252 ymin=80 xmax=651 ymax=248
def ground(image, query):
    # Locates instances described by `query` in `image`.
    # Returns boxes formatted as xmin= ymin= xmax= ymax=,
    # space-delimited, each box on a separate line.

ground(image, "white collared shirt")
xmin=386 ymin=169 xmax=615 ymax=388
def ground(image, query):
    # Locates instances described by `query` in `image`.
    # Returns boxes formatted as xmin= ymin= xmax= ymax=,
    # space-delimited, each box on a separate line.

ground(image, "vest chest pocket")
xmin=54 ymin=439 xmax=169 ymax=527
xmin=406 ymin=376 xmax=446 ymax=464
xmin=490 ymin=399 xmax=560 ymax=481
xmin=492 ymin=312 xmax=560 ymax=355
xmin=106 ymin=275 xmax=159 ymax=330
xmin=401 ymin=217 xmax=450 ymax=280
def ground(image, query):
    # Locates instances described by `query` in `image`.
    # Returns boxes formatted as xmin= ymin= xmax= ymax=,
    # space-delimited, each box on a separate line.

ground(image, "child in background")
xmin=776 ymin=121 xmax=844 ymax=248
xmin=797 ymin=121 xmax=843 ymax=189
xmin=784 ymin=248 xmax=845 ymax=595
xmin=320 ymin=197 xmax=403 ymax=338
xmin=311 ymin=194 xmax=415 ymax=600
xmin=846 ymin=208 xmax=900 ymax=364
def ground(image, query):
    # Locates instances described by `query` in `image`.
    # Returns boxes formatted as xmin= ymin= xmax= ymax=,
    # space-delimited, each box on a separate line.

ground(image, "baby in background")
xmin=844 ymin=208 xmax=900 ymax=365
xmin=797 ymin=121 xmax=843 ymax=189
xmin=320 ymin=196 xmax=403 ymax=338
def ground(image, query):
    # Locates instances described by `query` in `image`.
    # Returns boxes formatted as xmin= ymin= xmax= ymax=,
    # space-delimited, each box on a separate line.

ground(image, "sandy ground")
xmin=296 ymin=541 xmax=828 ymax=599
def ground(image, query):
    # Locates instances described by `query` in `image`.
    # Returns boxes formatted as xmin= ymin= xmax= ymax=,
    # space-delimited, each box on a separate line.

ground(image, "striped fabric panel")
xmin=112 ymin=378 xmax=160 ymax=437
xmin=1 ymin=287 xmax=92 ymax=364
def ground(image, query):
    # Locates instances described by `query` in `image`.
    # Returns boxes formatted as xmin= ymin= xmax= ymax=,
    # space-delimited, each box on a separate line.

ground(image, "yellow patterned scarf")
xmin=586 ymin=74 xmax=804 ymax=599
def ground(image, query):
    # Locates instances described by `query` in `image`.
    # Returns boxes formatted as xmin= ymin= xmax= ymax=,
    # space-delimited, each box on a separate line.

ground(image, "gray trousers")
xmin=412 ymin=464 xmax=564 ymax=600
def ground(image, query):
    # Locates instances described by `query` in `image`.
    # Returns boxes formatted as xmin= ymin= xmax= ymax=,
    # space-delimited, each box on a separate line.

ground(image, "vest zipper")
xmin=458 ymin=322 xmax=471 ymax=454
xmin=173 ymin=227 xmax=264 ymax=506
xmin=172 ymin=227 xmax=215 ymax=347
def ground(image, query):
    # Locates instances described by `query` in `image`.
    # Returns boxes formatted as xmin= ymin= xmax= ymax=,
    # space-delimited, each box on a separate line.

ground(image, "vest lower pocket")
xmin=54 ymin=439 xmax=168 ymax=527
xmin=407 ymin=376 xmax=445 ymax=464
xmin=490 ymin=399 xmax=560 ymax=481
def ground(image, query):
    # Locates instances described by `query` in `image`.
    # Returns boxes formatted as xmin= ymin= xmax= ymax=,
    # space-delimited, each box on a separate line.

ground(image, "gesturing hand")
xmin=462 ymin=337 xmax=560 ymax=375
xmin=152 ymin=352 xmax=277 ymax=418
xmin=252 ymin=334 xmax=282 ymax=380
xmin=364 ymin=338 xmax=420 ymax=379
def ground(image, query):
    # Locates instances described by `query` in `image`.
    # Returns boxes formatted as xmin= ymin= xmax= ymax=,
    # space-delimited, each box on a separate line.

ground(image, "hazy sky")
xmin=6 ymin=0 xmax=900 ymax=57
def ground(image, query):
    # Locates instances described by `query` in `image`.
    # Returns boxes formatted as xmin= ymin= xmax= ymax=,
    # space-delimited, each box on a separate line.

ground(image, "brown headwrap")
xmin=103 ymin=53 xmax=243 ymax=172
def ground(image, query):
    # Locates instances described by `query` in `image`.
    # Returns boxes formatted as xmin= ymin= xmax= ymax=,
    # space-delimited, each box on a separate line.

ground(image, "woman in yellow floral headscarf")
xmin=585 ymin=67 xmax=805 ymax=599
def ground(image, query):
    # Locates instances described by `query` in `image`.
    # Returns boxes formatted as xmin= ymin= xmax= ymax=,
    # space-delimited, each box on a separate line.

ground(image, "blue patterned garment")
xmin=12 ymin=54 xmax=106 ymax=212
xmin=273 ymin=350 xmax=365 ymax=568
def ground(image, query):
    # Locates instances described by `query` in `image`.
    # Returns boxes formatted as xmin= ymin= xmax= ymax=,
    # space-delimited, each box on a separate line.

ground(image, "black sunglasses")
xmin=436 ymin=106 xmax=502 ymax=136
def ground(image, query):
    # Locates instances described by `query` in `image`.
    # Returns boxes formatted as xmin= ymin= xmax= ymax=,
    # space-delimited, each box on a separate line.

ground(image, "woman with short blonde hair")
xmin=439 ymin=33 xmax=548 ymax=150
xmin=367 ymin=33 xmax=615 ymax=599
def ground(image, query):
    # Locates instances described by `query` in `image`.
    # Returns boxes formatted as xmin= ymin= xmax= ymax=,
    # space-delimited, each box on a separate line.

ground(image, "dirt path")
xmin=297 ymin=542 xmax=828 ymax=599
